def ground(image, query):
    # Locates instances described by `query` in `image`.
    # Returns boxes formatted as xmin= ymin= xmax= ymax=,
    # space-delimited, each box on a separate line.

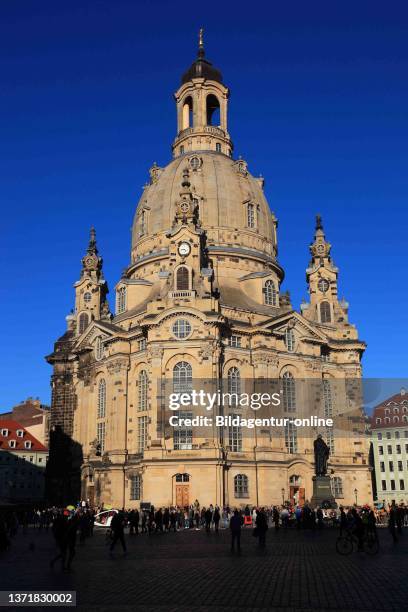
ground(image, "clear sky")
xmin=1 ymin=0 xmax=407 ymax=411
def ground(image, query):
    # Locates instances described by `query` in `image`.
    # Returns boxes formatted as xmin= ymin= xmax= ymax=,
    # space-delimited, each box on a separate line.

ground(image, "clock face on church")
xmin=178 ymin=242 xmax=191 ymax=257
xmin=84 ymin=256 xmax=96 ymax=268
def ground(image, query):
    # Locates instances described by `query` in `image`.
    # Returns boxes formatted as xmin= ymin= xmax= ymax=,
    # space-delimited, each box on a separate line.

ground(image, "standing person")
xmin=65 ymin=512 xmax=79 ymax=571
xmin=295 ymin=506 xmax=303 ymax=529
xmin=351 ymin=508 xmax=364 ymax=551
xmin=204 ymin=507 xmax=212 ymax=533
xmin=230 ymin=509 xmax=242 ymax=554
xmin=109 ymin=510 xmax=127 ymax=556
xmin=50 ymin=511 xmax=68 ymax=570
xmin=141 ymin=511 xmax=147 ymax=534
xmin=163 ymin=508 xmax=170 ymax=532
xmin=316 ymin=507 xmax=324 ymax=529
xmin=396 ymin=504 xmax=404 ymax=535
xmin=255 ymin=508 xmax=268 ymax=547
xmin=388 ymin=502 xmax=398 ymax=544
xmin=213 ymin=506 xmax=221 ymax=533
xmin=272 ymin=506 xmax=280 ymax=532
xmin=170 ymin=509 xmax=177 ymax=532
xmin=339 ymin=506 xmax=348 ymax=536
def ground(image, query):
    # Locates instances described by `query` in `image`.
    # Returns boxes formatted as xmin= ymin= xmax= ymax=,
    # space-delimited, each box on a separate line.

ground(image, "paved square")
xmin=2 ymin=526 xmax=407 ymax=611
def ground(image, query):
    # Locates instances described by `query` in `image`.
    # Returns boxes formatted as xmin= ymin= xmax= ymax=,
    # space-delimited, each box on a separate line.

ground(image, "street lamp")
xmin=221 ymin=448 xmax=232 ymax=507
xmin=281 ymin=487 xmax=285 ymax=505
xmin=354 ymin=488 xmax=358 ymax=506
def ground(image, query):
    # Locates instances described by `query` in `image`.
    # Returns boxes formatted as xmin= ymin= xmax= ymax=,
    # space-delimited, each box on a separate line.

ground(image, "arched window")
xmin=393 ymin=416 xmax=399 ymax=423
xmin=206 ymin=94 xmax=220 ymax=126
xmin=182 ymin=96 xmax=193 ymax=129
xmin=331 ymin=477 xmax=343 ymax=497
xmin=264 ymin=280 xmax=277 ymax=306
xmin=176 ymin=266 xmax=190 ymax=291
xmin=323 ymin=379 xmax=333 ymax=418
xmin=97 ymin=379 xmax=106 ymax=419
xmin=227 ymin=367 xmax=241 ymax=406
xmin=78 ymin=312 xmax=89 ymax=334
xmin=285 ymin=422 xmax=297 ymax=453
xmin=282 ymin=372 xmax=296 ymax=412
xmin=138 ymin=370 xmax=148 ymax=411
xmin=247 ymin=203 xmax=255 ymax=228
xmin=173 ymin=362 xmax=192 ymax=394
xmin=234 ymin=474 xmax=248 ymax=498
xmin=320 ymin=301 xmax=331 ymax=323
xmin=215 ymin=142 xmax=221 ymax=153
xmin=117 ymin=287 xmax=127 ymax=314
xmin=285 ymin=328 xmax=295 ymax=352
xmin=229 ymin=415 xmax=242 ymax=451
xmin=95 ymin=336 xmax=104 ymax=360
xmin=289 ymin=475 xmax=302 ymax=486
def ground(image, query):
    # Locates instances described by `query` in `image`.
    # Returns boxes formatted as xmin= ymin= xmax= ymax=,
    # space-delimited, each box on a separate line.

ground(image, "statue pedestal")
xmin=310 ymin=476 xmax=337 ymax=509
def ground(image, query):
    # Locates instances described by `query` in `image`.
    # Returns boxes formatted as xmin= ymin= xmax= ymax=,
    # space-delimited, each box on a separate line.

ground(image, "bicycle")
xmin=336 ymin=529 xmax=379 ymax=555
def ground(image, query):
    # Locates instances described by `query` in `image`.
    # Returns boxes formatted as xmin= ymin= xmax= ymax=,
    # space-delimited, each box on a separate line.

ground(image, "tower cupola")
xmin=173 ymin=29 xmax=233 ymax=158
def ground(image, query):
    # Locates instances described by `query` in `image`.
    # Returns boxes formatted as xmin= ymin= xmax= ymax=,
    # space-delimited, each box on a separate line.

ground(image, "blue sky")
xmin=1 ymin=1 xmax=407 ymax=410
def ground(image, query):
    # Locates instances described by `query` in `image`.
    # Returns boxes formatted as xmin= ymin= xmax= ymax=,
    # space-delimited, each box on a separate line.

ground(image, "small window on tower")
xmin=78 ymin=313 xmax=89 ymax=334
xmin=320 ymin=301 xmax=332 ymax=323
xmin=84 ymin=292 xmax=92 ymax=303
xmin=176 ymin=266 xmax=190 ymax=291
xmin=216 ymin=143 xmax=221 ymax=153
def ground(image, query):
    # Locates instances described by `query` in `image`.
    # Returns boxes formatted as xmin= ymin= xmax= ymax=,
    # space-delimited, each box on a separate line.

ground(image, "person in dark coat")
xmin=255 ymin=508 xmax=268 ymax=547
xmin=213 ymin=507 xmax=221 ymax=533
xmin=272 ymin=507 xmax=280 ymax=531
xmin=339 ymin=506 xmax=348 ymax=536
xmin=230 ymin=509 xmax=242 ymax=553
xmin=110 ymin=511 xmax=127 ymax=555
xmin=204 ymin=508 xmax=212 ymax=533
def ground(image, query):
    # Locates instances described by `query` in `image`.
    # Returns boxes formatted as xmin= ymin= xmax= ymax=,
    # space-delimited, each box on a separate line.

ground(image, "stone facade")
xmin=46 ymin=37 xmax=373 ymax=509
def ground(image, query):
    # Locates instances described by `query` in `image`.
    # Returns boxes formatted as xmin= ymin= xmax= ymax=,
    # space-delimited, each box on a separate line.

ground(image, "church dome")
xmin=131 ymin=151 xmax=278 ymax=264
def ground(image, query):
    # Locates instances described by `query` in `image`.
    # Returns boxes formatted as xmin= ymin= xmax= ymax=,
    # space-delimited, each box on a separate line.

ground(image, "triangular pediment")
xmin=261 ymin=310 xmax=328 ymax=343
xmin=74 ymin=320 xmax=122 ymax=351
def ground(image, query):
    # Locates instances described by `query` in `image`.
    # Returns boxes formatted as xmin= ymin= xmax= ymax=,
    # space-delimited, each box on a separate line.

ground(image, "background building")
xmin=370 ymin=389 xmax=408 ymax=506
xmin=46 ymin=37 xmax=372 ymax=509
xmin=0 ymin=420 xmax=48 ymax=504
xmin=0 ymin=397 xmax=50 ymax=447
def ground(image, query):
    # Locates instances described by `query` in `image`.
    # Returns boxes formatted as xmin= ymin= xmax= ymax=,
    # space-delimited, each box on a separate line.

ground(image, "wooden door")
xmin=176 ymin=485 xmax=189 ymax=507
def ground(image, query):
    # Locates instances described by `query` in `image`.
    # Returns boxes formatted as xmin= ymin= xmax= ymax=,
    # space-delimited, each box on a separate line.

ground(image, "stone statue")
xmin=314 ymin=434 xmax=330 ymax=476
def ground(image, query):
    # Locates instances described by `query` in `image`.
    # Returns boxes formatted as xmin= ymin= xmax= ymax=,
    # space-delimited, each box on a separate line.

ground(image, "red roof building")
xmin=0 ymin=420 xmax=48 ymax=503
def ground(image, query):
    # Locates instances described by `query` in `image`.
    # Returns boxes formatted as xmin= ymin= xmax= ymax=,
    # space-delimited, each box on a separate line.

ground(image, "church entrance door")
xmin=290 ymin=486 xmax=305 ymax=506
xmin=176 ymin=485 xmax=189 ymax=508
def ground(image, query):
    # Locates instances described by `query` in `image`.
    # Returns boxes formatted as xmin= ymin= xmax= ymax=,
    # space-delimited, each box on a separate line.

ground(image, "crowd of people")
xmin=0 ymin=500 xmax=406 ymax=567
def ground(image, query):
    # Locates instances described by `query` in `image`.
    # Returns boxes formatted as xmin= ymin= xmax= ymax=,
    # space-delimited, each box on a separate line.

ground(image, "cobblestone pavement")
xmin=2 ymin=526 xmax=407 ymax=611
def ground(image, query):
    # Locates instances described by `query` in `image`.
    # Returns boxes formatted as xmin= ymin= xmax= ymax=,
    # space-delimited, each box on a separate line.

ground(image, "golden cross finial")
xmin=199 ymin=28 xmax=204 ymax=48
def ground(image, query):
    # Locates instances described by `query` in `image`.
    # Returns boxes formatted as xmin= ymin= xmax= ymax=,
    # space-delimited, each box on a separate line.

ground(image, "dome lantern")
xmin=173 ymin=30 xmax=233 ymax=158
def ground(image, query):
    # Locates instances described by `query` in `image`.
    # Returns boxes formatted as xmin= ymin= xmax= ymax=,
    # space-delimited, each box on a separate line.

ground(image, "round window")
xmin=318 ymin=279 xmax=330 ymax=293
xmin=172 ymin=319 xmax=192 ymax=340
xmin=84 ymin=292 xmax=92 ymax=303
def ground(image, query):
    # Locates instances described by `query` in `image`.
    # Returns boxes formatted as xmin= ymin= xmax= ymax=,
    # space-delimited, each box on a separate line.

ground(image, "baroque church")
xmin=46 ymin=35 xmax=373 ymax=509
